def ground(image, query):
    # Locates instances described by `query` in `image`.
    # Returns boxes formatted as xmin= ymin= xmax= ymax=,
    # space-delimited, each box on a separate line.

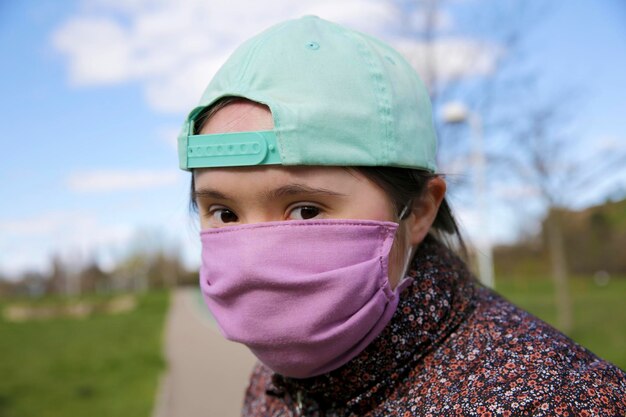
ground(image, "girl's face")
xmin=193 ymin=101 xmax=440 ymax=288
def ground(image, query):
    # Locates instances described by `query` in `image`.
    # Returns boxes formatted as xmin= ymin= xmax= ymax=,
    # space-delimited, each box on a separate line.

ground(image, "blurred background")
xmin=1 ymin=1 xmax=625 ymax=416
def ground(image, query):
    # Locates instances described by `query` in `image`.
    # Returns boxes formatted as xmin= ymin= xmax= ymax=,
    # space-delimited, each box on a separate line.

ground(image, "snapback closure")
xmin=186 ymin=130 xmax=281 ymax=168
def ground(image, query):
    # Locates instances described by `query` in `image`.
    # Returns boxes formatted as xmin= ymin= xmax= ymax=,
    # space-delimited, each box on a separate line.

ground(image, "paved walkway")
xmin=152 ymin=288 xmax=257 ymax=417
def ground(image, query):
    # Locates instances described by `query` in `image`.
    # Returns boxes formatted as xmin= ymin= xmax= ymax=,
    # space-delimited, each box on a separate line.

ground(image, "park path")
xmin=152 ymin=288 xmax=257 ymax=417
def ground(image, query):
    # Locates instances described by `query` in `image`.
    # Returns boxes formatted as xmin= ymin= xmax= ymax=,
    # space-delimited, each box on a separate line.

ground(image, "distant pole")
xmin=442 ymin=102 xmax=495 ymax=288
xmin=468 ymin=113 xmax=495 ymax=289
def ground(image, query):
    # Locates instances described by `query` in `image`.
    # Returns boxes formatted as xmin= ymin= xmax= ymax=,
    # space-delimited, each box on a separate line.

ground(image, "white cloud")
xmin=158 ymin=125 xmax=181 ymax=150
xmin=453 ymin=203 xmax=521 ymax=247
xmin=0 ymin=212 xmax=71 ymax=236
xmin=0 ymin=206 xmax=201 ymax=280
xmin=404 ymin=7 xmax=455 ymax=33
xmin=51 ymin=0 xmax=500 ymax=114
xmin=0 ymin=211 xmax=134 ymax=278
xmin=53 ymin=17 xmax=132 ymax=85
xmin=66 ymin=169 xmax=182 ymax=192
xmin=394 ymin=38 xmax=502 ymax=88
xmin=494 ymin=184 xmax=541 ymax=200
xmin=299 ymin=1 xmax=398 ymax=33
xmin=0 ymin=212 xmax=131 ymax=245
xmin=595 ymin=135 xmax=626 ymax=152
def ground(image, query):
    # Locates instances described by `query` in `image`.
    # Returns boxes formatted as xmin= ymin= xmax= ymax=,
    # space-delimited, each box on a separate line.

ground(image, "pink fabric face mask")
xmin=199 ymin=219 xmax=414 ymax=378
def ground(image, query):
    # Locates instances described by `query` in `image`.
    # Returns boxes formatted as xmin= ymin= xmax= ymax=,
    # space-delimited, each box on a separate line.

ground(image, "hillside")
xmin=494 ymin=198 xmax=626 ymax=276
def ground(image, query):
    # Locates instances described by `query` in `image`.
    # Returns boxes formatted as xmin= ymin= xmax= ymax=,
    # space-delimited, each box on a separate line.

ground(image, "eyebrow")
xmin=192 ymin=188 xmax=231 ymax=201
xmin=262 ymin=184 xmax=346 ymax=200
xmin=192 ymin=183 xmax=346 ymax=201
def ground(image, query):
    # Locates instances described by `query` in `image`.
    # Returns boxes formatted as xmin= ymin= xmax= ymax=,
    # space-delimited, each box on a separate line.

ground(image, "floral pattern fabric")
xmin=242 ymin=236 xmax=626 ymax=416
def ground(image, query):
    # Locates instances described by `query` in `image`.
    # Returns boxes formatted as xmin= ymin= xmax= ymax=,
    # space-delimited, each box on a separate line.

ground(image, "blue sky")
xmin=1 ymin=0 xmax=625 ymax=278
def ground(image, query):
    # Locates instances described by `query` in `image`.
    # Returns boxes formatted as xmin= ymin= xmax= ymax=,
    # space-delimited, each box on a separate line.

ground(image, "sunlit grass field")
xmin=0 ymin=278 xmax=623 ymax=416
xmin=0 ymin=291 xmax=169 ymax=417
xmin=496 ymin=275 xmax=626 ymax=371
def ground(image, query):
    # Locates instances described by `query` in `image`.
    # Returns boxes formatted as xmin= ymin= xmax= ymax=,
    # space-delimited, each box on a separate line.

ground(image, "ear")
xmin=404 ymin=176 xmax=447 ymax=246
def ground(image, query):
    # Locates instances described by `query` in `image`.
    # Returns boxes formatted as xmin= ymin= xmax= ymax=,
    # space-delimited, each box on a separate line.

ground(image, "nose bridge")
xmin=244 ymin=213 xmax=277 ymax=224
xmin=239 ymin=197 xmax=282 ymax=225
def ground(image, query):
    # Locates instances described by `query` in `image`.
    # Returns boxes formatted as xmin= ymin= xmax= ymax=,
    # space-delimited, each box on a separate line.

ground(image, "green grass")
xmin=0 ymin=291 xmax=169 ymax=417
xmin=495 ymin=276 xmax=626 ymax=371
xmin=0 ymin=280 xmax=623 ymax=416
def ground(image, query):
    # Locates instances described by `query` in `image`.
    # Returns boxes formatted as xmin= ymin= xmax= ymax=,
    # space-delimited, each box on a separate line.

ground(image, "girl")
xmin=178 ymin=16 xmax=626 ymax=416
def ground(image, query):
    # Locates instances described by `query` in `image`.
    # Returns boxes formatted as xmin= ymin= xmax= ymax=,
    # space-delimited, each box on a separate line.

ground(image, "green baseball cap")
xmin=178 ymin=15 xmax=437 ymax=172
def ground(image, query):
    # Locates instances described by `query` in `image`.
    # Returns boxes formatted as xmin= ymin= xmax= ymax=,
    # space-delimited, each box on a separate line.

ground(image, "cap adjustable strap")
xmin=185 ymin=130 xmax=281 ymax=168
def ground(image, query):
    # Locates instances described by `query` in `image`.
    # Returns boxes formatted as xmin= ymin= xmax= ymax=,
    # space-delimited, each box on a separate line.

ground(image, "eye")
xmin=208 ymin=206 xmax=239 ymax=225
xmin=288 ymin=205 xmax=322 ymax=220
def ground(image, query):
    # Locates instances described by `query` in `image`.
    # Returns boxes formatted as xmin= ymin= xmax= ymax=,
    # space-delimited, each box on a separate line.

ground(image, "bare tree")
xmin=387 ymin=0 xmax=549 ymax=270
xmin=112 ymin=228 xmax=187 ymax=291
xmin=498 ymin=94 xmax=626 ymax=333
xmin=387 ymin=0 xmax=626 ymax=332
xmin=389 ymin=0 xmax=543 ymax=170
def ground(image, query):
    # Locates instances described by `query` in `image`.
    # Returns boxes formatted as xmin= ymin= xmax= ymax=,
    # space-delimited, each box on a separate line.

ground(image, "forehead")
xmin=200 ymin=100 xmax=273 ymax=135
xmin=193 ymin=164 xmax=395 ymax=208
xmin=194 ymin=165 xmax=361 ymax=191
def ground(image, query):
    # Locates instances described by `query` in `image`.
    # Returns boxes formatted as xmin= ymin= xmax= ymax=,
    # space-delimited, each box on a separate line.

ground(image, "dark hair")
xmin=188 ymin=97 xmax=466 ymax=256
xmin=351 ymin=167 xmax=466 ymax=256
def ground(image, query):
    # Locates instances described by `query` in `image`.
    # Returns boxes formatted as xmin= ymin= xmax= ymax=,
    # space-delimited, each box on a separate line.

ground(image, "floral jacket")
xmin=242 ymin=236 xmax=626 ymax=416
